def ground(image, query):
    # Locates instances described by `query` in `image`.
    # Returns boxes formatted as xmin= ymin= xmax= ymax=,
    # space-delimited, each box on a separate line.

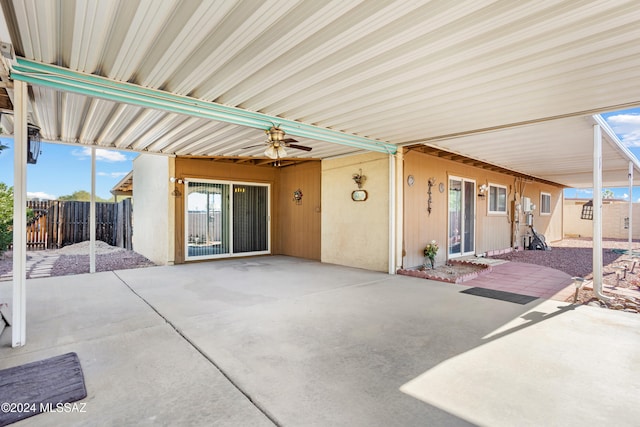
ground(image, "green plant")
xmin=0 ymin=183 xmax=13 ymax=254
xmin=423 ymin=240 xmax=439 ymax=258
xmin=423 ymin=240 xmax=439 ymax=269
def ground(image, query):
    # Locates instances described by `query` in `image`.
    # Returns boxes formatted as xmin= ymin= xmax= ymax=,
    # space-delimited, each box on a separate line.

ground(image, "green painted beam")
xmin=11 ymin=58 xmax=397 ymax=155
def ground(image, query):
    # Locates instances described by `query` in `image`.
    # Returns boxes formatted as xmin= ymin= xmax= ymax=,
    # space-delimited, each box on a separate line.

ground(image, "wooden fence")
xmin=26 ymin=199 xmax=133 ymax=250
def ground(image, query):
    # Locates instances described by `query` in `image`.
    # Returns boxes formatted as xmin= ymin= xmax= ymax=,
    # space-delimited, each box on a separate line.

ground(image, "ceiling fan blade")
xmin=287 ymin=143 xmax=312 ymax=152
xmin=241 ymin=144 xmax=266 ymax=149
xmin=281 ymin=138 xmax=298 ymax=144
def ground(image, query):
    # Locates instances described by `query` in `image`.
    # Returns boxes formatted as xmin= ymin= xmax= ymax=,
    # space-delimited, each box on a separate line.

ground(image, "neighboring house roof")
xmin=0 ymin=1 xmax=638 ymax=186
xmin=110 ymin=171 xmax=132 ymax=197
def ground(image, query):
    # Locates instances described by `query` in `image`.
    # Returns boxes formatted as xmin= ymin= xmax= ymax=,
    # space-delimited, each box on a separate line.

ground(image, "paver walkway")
xmin=0 ymin=252 xmax=59 ymax=281
xmin=463 ymin=260 xmax=576 ymax=301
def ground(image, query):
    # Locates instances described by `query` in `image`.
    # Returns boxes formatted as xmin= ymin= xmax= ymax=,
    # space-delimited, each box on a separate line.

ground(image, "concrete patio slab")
xmin=1 ymin=256 xmax=639 ymax=426
xmin=0 ymin=272 xmax=276 ymax=427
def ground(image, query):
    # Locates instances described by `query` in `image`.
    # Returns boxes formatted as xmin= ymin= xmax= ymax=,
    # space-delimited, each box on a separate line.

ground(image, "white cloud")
xmin=576 ymin=189 xmax=593 ymax=196
xmin=72 ymin=147 xmax=128 ymax=162
xmin=97 ymin=171 xmax=129 ymax=178
xmin=27 ymin=191 xmax=56 ymax=200
xmin=605 ymin=113 xmax=640 ymax=147
xmin=623 ymin=193 xmax=629 ymax=200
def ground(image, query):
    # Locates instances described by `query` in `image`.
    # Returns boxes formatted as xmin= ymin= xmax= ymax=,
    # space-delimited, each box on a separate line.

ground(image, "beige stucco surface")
xmin=321 ymin=152 xmax=390 ymax=272
xmin=133 ymin=155 xmax=174 ymax=265
xmin=564 ymin=201 xmax=640 ymax=239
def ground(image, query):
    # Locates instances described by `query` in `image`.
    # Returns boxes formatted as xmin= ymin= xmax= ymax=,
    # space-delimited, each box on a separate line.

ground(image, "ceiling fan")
xmin=243 ymin=126 xmax=312 ymax=160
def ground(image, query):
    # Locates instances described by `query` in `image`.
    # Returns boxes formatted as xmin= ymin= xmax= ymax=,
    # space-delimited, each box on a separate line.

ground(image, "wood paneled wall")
xmin=173 ymin=158 xmax=320 ymax=263
xmin=278 ymin=162 xmax=321 ymax=260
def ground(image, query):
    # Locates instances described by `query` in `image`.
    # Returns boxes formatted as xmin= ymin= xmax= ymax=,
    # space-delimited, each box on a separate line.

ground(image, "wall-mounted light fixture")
xmin=352 ymin=169 xmax=366 ymax=189
xmin=26 ymin=124 xmax=41 ymax=164
xmin=0 ymin=109 xmax=43 ymax=164
xmin=170 ymin=177 xmax=185 ymax=184
xmin=478 ymin=184 xmax=488 ymax=198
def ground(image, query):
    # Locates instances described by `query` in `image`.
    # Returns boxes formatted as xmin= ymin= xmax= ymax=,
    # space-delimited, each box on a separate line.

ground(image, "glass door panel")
xmin=448 ymin=177 xmax=476 ymax=257
xmin=448 ymin=179 xmax=462 ymax=255
xmin=187 ymin=182 xmax=229 ymax=258
xmin=233 ymin=184 xmax=268 ymax=253
xmin=463 ymin=180 xmax=475 ymax=254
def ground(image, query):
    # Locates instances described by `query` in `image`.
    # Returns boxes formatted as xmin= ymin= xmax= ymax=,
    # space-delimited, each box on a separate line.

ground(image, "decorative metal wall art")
xmin=427 ymin=177 xmax=436 ymax=215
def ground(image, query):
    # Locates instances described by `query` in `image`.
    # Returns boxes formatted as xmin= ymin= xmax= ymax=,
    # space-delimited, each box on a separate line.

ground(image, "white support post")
xmin=629 ymin=161 xmax=633 ymax=254
xmin=12 ymin=80 xmax=28 ymax=347
xmin=593 ymin=124 xmax=613 ymax=302
xmin=395 ymin=149 xmax=404 ymax=271
xmin=90 ymin=147 xmax=96 ymax=273
xmin=388 ymin=153 xmax=396 ymax=274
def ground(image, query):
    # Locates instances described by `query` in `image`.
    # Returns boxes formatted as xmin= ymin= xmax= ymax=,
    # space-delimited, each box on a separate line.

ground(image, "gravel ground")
xmin=0 ymin=241 xmax=154 ymax=277
xmin=491 ymin=238 xmax=640 ymax=312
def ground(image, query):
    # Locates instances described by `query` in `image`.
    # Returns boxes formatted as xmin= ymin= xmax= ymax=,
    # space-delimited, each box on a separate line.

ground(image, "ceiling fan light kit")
xmin=244 ymin=126 xmax=311 ymax=162
xmin=264 ymin=144 xmax=287 ymax=159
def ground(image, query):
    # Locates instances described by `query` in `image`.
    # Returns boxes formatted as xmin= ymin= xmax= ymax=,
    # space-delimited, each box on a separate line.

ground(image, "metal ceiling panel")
xmin=418 ymin=116 xmax=640 ymax=188
xmin=0 ymin=0 xmax=639 ymax=184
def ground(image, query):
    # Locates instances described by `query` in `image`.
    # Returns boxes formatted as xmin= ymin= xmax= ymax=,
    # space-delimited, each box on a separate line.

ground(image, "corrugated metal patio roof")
xmin=0 ymin=0 xmax=639 ymax=186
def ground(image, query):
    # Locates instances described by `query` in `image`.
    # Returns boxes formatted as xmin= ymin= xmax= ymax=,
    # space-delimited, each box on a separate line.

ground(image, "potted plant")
xmin=423 ymin=240 xmax=439 ymax=269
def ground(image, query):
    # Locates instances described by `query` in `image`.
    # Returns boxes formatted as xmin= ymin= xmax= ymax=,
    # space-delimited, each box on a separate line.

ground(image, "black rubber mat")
xmin=0 ymin=352 xmax=87 ymax=426
xmin=460 ymin=287 xmax=538 ymax=305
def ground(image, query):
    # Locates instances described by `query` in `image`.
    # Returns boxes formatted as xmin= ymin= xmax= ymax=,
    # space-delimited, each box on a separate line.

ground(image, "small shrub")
xmin=0 ymin=183 xmax=12 ymax=254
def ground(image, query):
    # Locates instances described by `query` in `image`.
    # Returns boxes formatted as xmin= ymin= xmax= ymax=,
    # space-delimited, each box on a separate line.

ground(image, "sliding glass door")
xmin=186 ymin=180 xmax=270 ymax=260
xmin=448 ymin=176 xmax=475 ymax=258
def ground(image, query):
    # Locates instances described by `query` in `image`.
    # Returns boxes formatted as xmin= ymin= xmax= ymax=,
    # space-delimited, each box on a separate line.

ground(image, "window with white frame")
xmin=541 ymin=192 xmax=551 ymax=215
xmin=488 ymin=184 xmax=507 ymax=214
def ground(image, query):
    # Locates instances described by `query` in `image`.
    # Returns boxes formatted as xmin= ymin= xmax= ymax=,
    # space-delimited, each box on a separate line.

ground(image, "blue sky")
xmin=0 ymin=140 xmax=134 ymax=200
xmin=564 ymin=107 xmax=640 ymax=200
xmin=1 ymin=107 xmax=640 ymax=201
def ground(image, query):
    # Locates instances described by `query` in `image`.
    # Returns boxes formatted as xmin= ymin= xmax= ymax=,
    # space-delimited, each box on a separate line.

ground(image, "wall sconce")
xmin=478 ymin=184 xmax=488 ymax=198
xmin=27 ymin=124 xmax=41 ymax=164
xmin=352 ymin=169 xmax=366 ymax=189
xmin=170 ymin=177 xmax=184 ymax=185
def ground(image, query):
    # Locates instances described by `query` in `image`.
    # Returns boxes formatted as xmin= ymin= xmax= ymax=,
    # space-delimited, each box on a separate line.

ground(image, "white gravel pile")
xmin=53 ymin=241 xmax=127 ymax=255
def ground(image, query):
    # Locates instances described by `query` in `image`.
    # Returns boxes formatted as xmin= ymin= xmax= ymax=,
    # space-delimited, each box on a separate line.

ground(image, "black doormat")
xmin=0 ymin=352 xmax=87 ymax=426
xmin=460 ymin=287 xmax=539 ymax=305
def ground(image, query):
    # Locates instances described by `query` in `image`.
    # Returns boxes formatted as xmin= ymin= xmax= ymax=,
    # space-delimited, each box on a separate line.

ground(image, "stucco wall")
xmin=564 ymin=201 xmax=640 ymax=239
xmin=403 ymin=150 xmax=563 ymax=268
xmin=132 ymin=154 xmax=174 ymax=265
xmin=321 ymin=152 xmax=390 ymax=272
